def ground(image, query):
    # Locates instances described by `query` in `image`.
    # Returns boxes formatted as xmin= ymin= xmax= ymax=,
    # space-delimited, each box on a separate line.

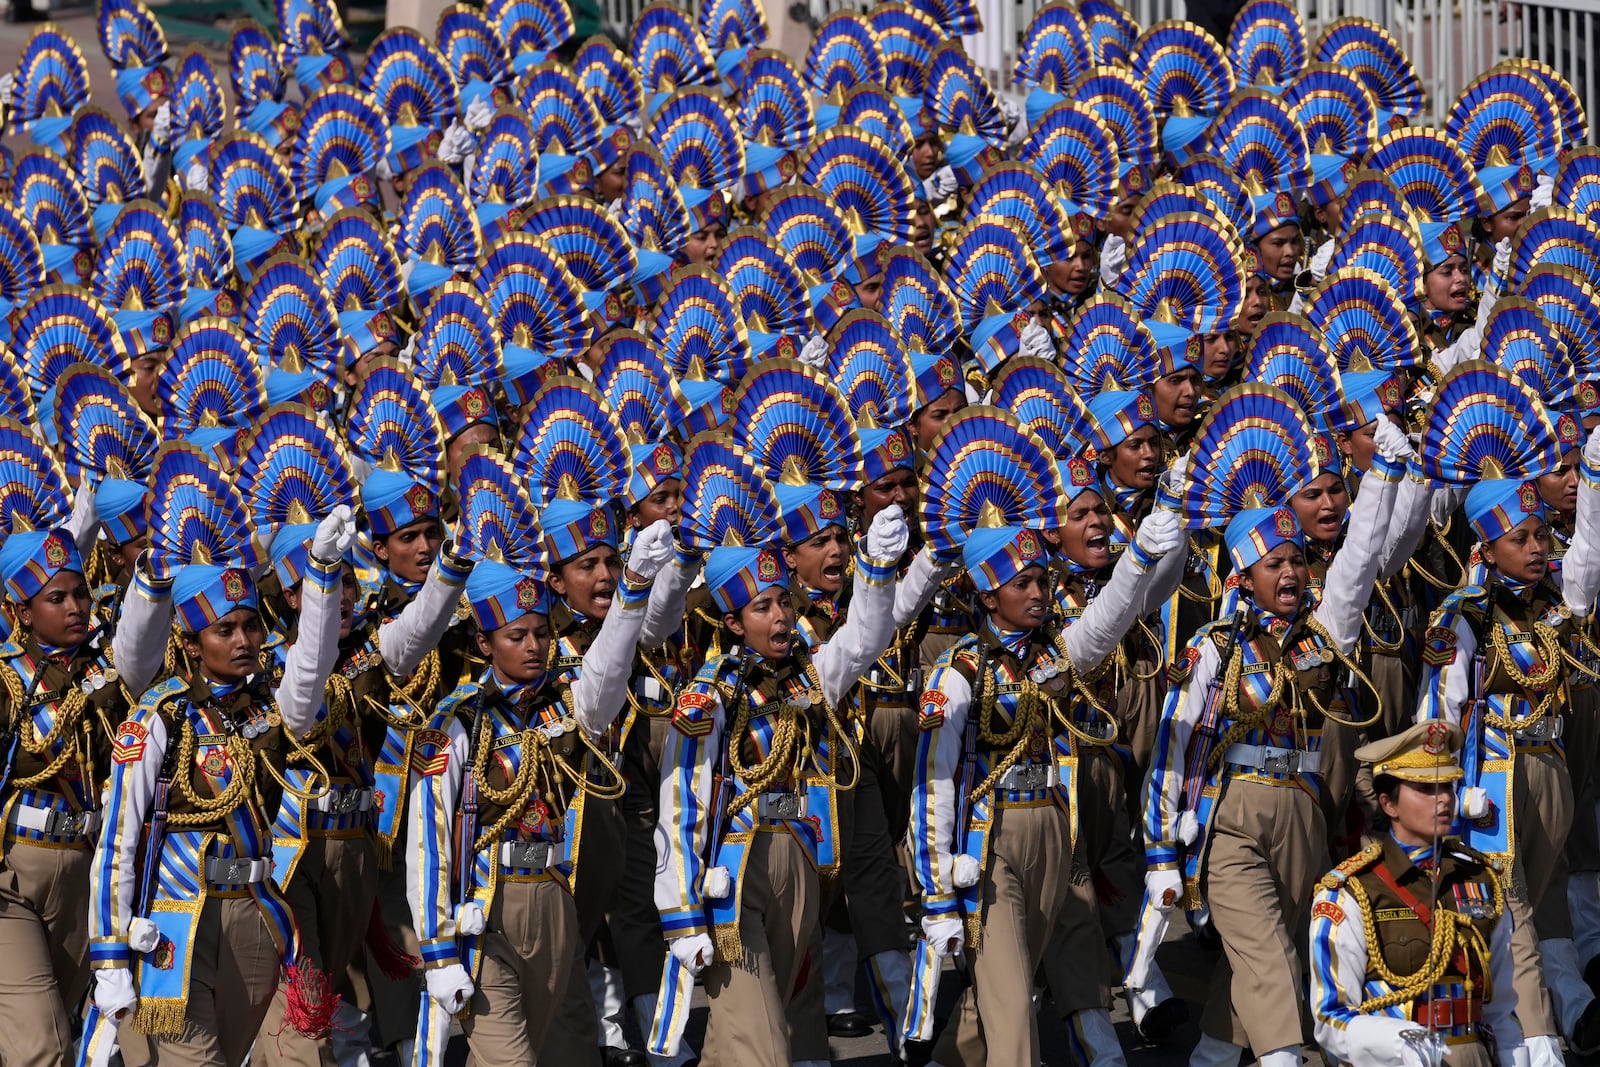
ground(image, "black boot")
xmin=1572 ymin=999 xmax=1600 ymax=1057
xmin=827 ymin=1011 xmax=873 ymax=1038
xmin=1134 ymin=996 xmax=1189 ymax=1045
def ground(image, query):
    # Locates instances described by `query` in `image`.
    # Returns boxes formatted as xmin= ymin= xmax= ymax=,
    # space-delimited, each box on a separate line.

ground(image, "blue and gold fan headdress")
xmin=1059 ymin=292 xmax=1159 ymax=397
xmin=826 ymin=308 xmax=915 ymax=426
xmin=1130 ymin=20 xmax=1235 ymax=154
xmin=1365 ymin=125 xmax=1487 ymax=226
xmin=620 ymin=143 xmax=689 ymax=259
xmin=1556 ymin=146 xmax=1600 ymax=230
xmin=759 ymin=182 xmax=849 ymax=285
xmin=52 ymin=361 xmax=155 ymax=544
xmin=1242 ymin=312 xmax=1342 ymax=422
xmin=68 ymin=106 xmax=146 ymax=240
xmin=14 ymin=26 xmax=91 ymax=154
xmin=98 ymin=0 xmax=169 ymax=121
xmin=470 ymin=106 xmax=539 ymax=240
xmin=396 ymin=162 xmax=482 ymax=303
xmin=240 ymin=403 xmax=356 ymax=587
xmin=147 ymin=441 xmax=265 ymax=632
xmin=1481 ymin=295 xmax=1582 ymax=446
xmin=519 ymin=60 xmax=605 ymax=195
xmin=1304 ymin=265 xmax=1420 ymax=371
xmin=1323 ymin=210 xmax=1425 ymax=304
xmin=992 ymin=355 xmax=1097 ymax=466
xmin=801 ymin=125 xmax=916 ymax=243
xmin=0 ymin=202 xmax=46 ymax=334
xmin=1070 ymin=65 xmax=1160 ymax=172
xmin=1227 ymin=0 xmax=1304 ymax=88
xmin=207 ymin=132 xmax=297 ymax=280
xmin=171 ymin=48 xmax=226 ymax=177
xmin=650 ymin=264 xmax=752 ymax=388
xmin=631 ymin=1 xmax=716 ymax=97
xmin=925 ymin=42 xmax=1007 ymax=185
xmin=716 ymin=227 xmax=811 ymax=343
xmin=244 ymin=253 xmax=340 ymax=411
xmin=519 ymin=194 xmax=639 ymax=317
xmin=574 ymin=36 xmax=643 ymax=128
xmin=475 ymin=231 xmax=595 ymax=403
xmin=229 ymin=21 xmax=288 ymax=137
xmin=1337 ymin=166 xmax=1410 ymax=231
xmin=14 ymin=149 xmax=91 ymax=284
xmin=1122 ymin=209 xmax=1244 ymax=360
xmin=1014 ymin=1 xmax=1093 ymax=102
xmin=872 ymin=1 xmax=942 ymax=105
xmin=1080 ymin=0 xmax=1141 ymax=66
xmin=277 ymin=0 xmax=350 ymax=95
xmin=804 ymin=12 xmax=884 ymax=101
xmin=595 ymin=329 xmax=672 ymax=443
xmin=948 ymin=215 xmax=1046 ymax=372
xmin=13 ymin=285 xmax=129 ymax=405
xmin=1204 ymin=89 xmax=1310 ymax=238
xmin=313 ymin=207 xmax=404 ymax=359
xmin=436 ymin=3 xmax=512 ymax=115
xmin=292 ymin=85 xmax=389 ymax=217
xmin=839 ymin=84 xmax=913 ymax=153
xmin=649 ymin=85 xmax=745 ymax=214
xmin=1313 ymin=17 xmax=1423 ymax=120
xmin=92 ymin=199 xmax=185 ymax=356
xmin=413 ymin=280 xmax=503 ymax=439
xmin=881 ymin=246 xmax=961 ymax=356
xmin=160 ymin=316 xmax=267 ymax=464
xmin=1170 ymin=154 xmax=1254 ymax=235
xmin=458 ymin=448 xmax=549 ymax=629
xmin=1511 ymin=58 xmax=1588 ymax=149
xmin=1509 ymin=207 xmax=1600 ymax=288
xmin=360 ymin=28 xmax=459 ymax=178
xmin=490 ymin=0 xmax=573 ymax=73
xmin=1018 ymin=100 xmax=1121 ymax=224
xmin=513 ymin=375 xmax=629 ymax=562
xmin=967 ymin=162 xmax=1079 ymax=266
xmin=1518 ymin=263 xmax=1600 ymax=400
xmin=348 ymin=358 xmax=446 ymax=538
xmin=679 ymin=433 xmax=785 ymax=612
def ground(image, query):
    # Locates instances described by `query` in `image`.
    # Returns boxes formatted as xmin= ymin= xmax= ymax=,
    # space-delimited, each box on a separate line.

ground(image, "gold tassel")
xmin=136 ymin=997 xmax=189 ymax=1035
xmin=713 ymin=921 xmax=744 ymax=965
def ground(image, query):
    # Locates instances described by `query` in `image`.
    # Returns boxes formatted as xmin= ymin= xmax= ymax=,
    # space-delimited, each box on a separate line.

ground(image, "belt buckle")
xmin=1263 ymin=750 xmax=1295 ymax=774
xmin=761 ymin=792 xmax=806 ymax=820
xmin=49 ymin=809 xmax=88 ymax=836
xmin=509 ymin=841 xmax=551 ymax=869
xmin=222 ymin=859 xmax=246 ymax=883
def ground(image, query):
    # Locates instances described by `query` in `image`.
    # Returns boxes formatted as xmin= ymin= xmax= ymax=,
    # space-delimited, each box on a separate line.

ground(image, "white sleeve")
xmin=640 ymin=551 xmax=699 ymax=647
xmin=1135 ymin=536 xmax=1188 ymax=617
xmin=1062 ymin=549 xmax=1160 ymax=671
xmin=1379 ymin=476 xmax=1440 ymax=580
xmin=1562 ymin=468 xmax=1600 ymax=617
xmin=571 ymin=592 xmax=649 ymax=736
xmin=405 ymin=717 xmax=468 ymax=950
xmin=378 ymin=557 xmax=470 ymax=676
xmin=654 ymin=687 xmax=727 ymax=931
xmin=1416 ymin=615 xmax=1477 ymax=726
xmin=1144 ymin=638 xmax=1221 ymax=859
xmin=66 ymin=487 xmax=98 ymax=560
xmin=1316 ymin=461 xmax=1401 ymax=654
xmin=893 ymin=548 xmax=951 ymax=630
xmin=112 ymin=570 xmax=173 ymax=699
xmin=90 ymin=711 xmax=167 ymax=950
xmin=812 ymin=549 xmax=899 ymax=708
xmin=1309 ymin=885 xmax=1415 ymax=1066
xmin=909 ymin=665 xmax=970 ymax=905
xmin=274 ymin=557 xmax=343 ymax=736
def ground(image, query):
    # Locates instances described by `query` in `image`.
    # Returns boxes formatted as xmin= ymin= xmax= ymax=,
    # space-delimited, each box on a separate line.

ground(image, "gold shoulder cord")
xmin=1047 ymin=624 xmax=1123 ymax=746
xmin=1347 ymin=872 xmax=1501 ymax=1013
xmin=1483 ymin=608 xmax=1567 ymax=731
xmin=964 ymin=651 xmax=1051 ymax=802
xmin=1300 ymin=615 xmax=1383 ymax=730
xmin=1362 ymin=580 xmax=1408 ymax=655
xmin=722 ymin=652 xmax=859 ymax=818
xmin=1 ymin=663 xmax=92 ymax=788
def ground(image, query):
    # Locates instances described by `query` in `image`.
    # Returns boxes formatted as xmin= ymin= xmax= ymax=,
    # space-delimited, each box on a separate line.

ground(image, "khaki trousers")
xmin=147 ymin=896 xmax=282 ymax=1067
xmin=700 ymin=830 xmax=821 ymax=1067
xmin=932 ymin=802 xmax=1075 ymax=1067
xmin=538 ymin=796 xmax=624 ymax=1066
xmin=1509 ymin=749 xmax=1571 ymax=1038
xmin=1198 ymin=777 xmax=1326 ymax=1053
xmin=463 ymin=876 xmax=580 ymax=1065
xmin=257 ymin=835 xmax=379 ymax=1065
xmin=0 ymin=840 xmax=91 ymax=1067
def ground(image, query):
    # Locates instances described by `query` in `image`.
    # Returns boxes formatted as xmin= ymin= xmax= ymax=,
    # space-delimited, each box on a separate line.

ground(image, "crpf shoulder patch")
xmin=919 ymin=688 xmax=948 ymax=731
xmin=1169 ymin=646 xmax=1201 ymax=685
xmin=112 ymin=720 xmax=148 ymax=764
xmin=1422 ymin=625 xmax=1459 ymax=667
xmin=673 ymin=689 xmax=715 ymax=737
xmin=410 ymin=729 xmax=452 ymax=776
xmin=1311 ymin=899 xmax=1345 ymax=926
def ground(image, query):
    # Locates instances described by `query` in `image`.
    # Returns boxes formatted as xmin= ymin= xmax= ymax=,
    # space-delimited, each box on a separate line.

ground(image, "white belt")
xmin=633 ymin=677 xmax=669 ymax=703
xmin=997 ymin=762 xmax=1058 ymax=792
xmin=205 ymin=856 xmax=272 ymax=885
xmin=756 ymin=792 xmax=808 ymax=821
xmin=311 ymin=786 xmax=375 ymax=814
xmin=499 ymin=840 xmax=555 ymax=871
xmin=1224 ymin=744 xmax=1321 ymax=775
xmin=8 ymin=803 xmax=100 ymax=838
xmin=1513 ymin=715 xmax=1563 ymax=742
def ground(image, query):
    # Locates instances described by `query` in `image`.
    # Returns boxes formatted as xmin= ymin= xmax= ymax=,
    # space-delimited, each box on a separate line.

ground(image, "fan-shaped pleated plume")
xmin=1557 ymin=147 xmax=1600 ymax=229
xmin=1128 ymin=180 xmax=1222 ymax=234
xmin=1417 ymin=361 xmax=1560 ymax=485
xmin=1510 ymin=207 xmax=1600 ymax=287
xmin=519 ymin=195 xmax=637 ymax=295
xmin=1227 ymin=0 xmax=1304 ymax=86
xmin=0 ymin=352 xmax=35 ymax=424
xmin=208 ymin=132 xmax=296 ymax=232
xmin=1518 ymin=264 xmax=1600 ymax=383
xmin=312 ymin=208 xmax=401 ymax=313
xmin=1059 ymin=293 xmax=1159 ymax=396
xmin=730 ymin=358 xmax=861 ymax=489
xmin=51 ymin=362 xmax=157 ymax=483
xmin=1243 ymin=312 xmax=1341 ymax=418
xmin=244 ymin=254 xmax=340 ymax=381
xmin=1181 ymin=384 xmax=1316 ymax=527
xmin=159 ymin=317 xmax=265 ymax=435
xmin=171 ymin=48 xmax=226 ymax=176
xmin=739 ymin=50 xmax=813 ymax=152
xmin=360 ymin=28 xmax=458 ymax=135
xmin=436 ymin=4 xmax=512 ymax=99
xmin=826 ymin=309 xmax=915 ymax=427
xmin=13 ymin=285 xmax=129 ymax=399
xmin=1284 ymin=63 xmax=1376 ymax=158
xmin=99 ymin=0 xmax=167 ymax=71
xmin=1337 ymin=167 xmax=1410 ymax=231
xmin=239 ymin=404 xmax=355 ymax=529
xmin=926 ymin=42 xmax=1005 ymax=143
xmin=471 ymin=106 xmax=538 ymax=206
xmin=1513 ymin=58 xmax=1589 ymax=147
xmin=1481 ymin=296 xmax=1575 ymax=404
xmin=513 ymin=376 xmax=630 ymax=505
xmin=1205 ymin=88 xmax=1310 ymax=194
xmin=1019 ymin=100 xmax=1121 ymax=218
xmin=398 ymin=161 xmax=482 ymax=269
xmin=921 ymin=407 xmax=1063 ymax=557
xmin=1123 ymin=211 xmax=1243 ymax=334
xmin=649 ymin=265 xmax=752 ymax=385
xmin=1170 ymin=154 xmax=1253 ymax=235
xmin=291 ymin=86 xmax=389 ymax=203
xmin=490 ymin=0 xmax=573 ymax=69
xmin=519 ymin=60 xmax=603 ymax=158
xmin=276 ymin=0 xmax=347 ymax=70
xmin=1305 ymin=266 xmax=1419 ymax=371
xmin=630 ymin=2 xmax=715 ymax=95
xmin=414 ymin=281 xmax=502 ymax=391
xmin=92 ymin=200 xmax=186 ymax=319
xmin=1324 ymin=211 xmax=1424 ymax=302
xmin=594 ymin=330 xmax=671 ymax=442
xmin=759 ymin=184 xmax=849 ymax=283
xmin=347 ymin=358 xmax=445 ymax=490
xmin=0 ymin=202 xmax=46 ymax=311
xmin=1365 ymin=126 xmax=1486 ymax=222
xmin=0 ymin=424 xmax=68 ymax=553
xmin=907 ymin=0 xmax=982 ymax=37
xmin=621 ymin=143 xmax=688 ymax=255
xmin=229 ymin=22 xmax=285 ymax=113
xmin=69 ymin=107 xmax=145 ymax=208
xmin=455 ymin=447 xmax=541 ymax=565
xmin=1313 ymin=17 xmax=1423 ymax=116
xmin=948 ymin=216 xmax=1047 ymax=332
xmin=649 ymin=87 xmax=744 ymax=192
xmin=13 ymin=26 xmax=91 ymax=135
xmin=881 ymin=247 xmax=961 ymax=354
xmin=1014 ymin=2 xmax=1093 ymax=94
xmin=716 ymin=228 xmax=809 ymax=336
xmin=840 ymin=85 xmax=912 ymax=151
xmin=804 ymin=12 xmax=884 ymax=97
xmin=1131 ymin=21 xmax=1235 ymax=119
xmin=1070 ymin=66 xmax=1160 ymax=167
xmin=967 ymin=163 xmax=1077 ymax=266
xmin=145 ymin=441 xmax=256 ymax=576
xmin=678 ymin=433 xmax=781 ymax=551
xmin=992 ymin=356 xmax=1096 ymax=459
xmin=699 ymin=0 xmax=763 ymax=51
xmin=801 ymin=126 xmax=915 ymax=242
xmin=474 ymin=232 xmax=594 ymax=362
xmin=573 ymin=36 xmax=642 ymax=127
xmin=872 ymin=2 xmax=942 ymax=97
xmin=1446 ymin=67 xmax=1561 ymax=172
xmin=1080 ymin=0 xmax=1140 ymax=66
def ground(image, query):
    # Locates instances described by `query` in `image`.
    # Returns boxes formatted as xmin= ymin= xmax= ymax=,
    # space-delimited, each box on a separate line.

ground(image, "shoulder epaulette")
xmin=1319 ymin=841 xmax=1383 ymax=890
xmin=136 ymin=674 xmax=189 ymax=714
xmin=435 ymin=682 xmax=480 ymax=721
xmin=1447 ymin=840 xmax=1501 ymax=873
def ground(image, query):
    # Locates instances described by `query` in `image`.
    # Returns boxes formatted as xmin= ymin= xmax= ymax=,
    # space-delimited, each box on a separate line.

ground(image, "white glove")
xmin=464 ymin=96 xmax=495 ymax=132
xmin=425 ymin=963 xmax=474 ymax=1013
xmin=797 ymin=332 xmax=828 ymax=368
xmin=127 ymin=916 xmax=160 ymax=953
xmin=605 ymin=196 xmax=623 ymax=218
xmin=1133 ymin=508 xmax=1185 ymax=558
xmin=95 ymin=967 xmax=137 ymax=1019
xmin=437 ymin=122 xmax=476 ymax=164
xmin=400 ymin=257 xmax=418 ymax=285
xmin=951 ymin=853 xmax=980 ymax=888
xmin=1146 ymin=868 xmax=1183 ymax=912
xmin=1397 ymin=1028 xmax=1445 ymax=1067
xmin=1099 ymin=234 xmax=1128 ymax=288
xmin=1374 ymin=418 xmax=1413 ymax=463
xmin=376 ymin=156 xmax=394 ymax=181
xmin=311 ymin=504 xmax=356 ymax=561
xmin=702 ymin=864 xmax=732 ymax=899
xmin=1533 ymin=172 xmax=1555 ymax=210
xmin=920 ymin=913 xmax=965 ymax=958
xmin=0 ymin=73 xmax=14 ymax=106
xmin=1163 ymin=452 xmax=1190 ymax=495
xmin=151 ymin=101 xmax=171 ymax=145
xmin=865 ymin=503 xmax=910 ymax=561
xmin=1493 ymin=236 xmax=1513 ymax=278
xmin=1459 ymin=786 xmax=1490 ymax=819
xmin=670 ymin=933 xmax=715 ymax=976
xmin=1586 ymin=425 xmax=1600 ymax=468
xmin=1309 ymin=238 xmax=1335 ymax=282
xmin=627 ymin=519 xmax=674 ymax=581
xmin=1019 ymin=319 xmax=1055 ymax=359
xmin=184 ymin=158 xmax=209 ymax=192
xmin=922 ymin=165 xmax=958 ymax=203
xmin=998 ymin=96 xmax=1022 ymax=133
xmin=453 ymin=901 xmax=485 ymax=936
